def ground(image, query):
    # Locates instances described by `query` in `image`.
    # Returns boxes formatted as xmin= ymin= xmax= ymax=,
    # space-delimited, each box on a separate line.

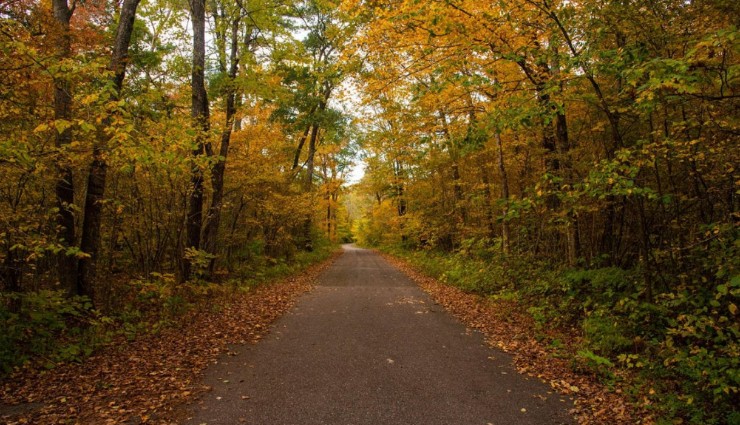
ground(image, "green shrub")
xmin=575 ymin=349 xmax=615 ymax=381
xmin=0 ymin=291 xmax=97 ymax=373
xmin=649 ymin=275 xmax=740 ymax=425
xmin=380 ymin=241 xmax=739 ymax=424
xmin=582 ymin=313 xmax=634 ymax=356
xmin=234 ymin=236 xmax=337 ymax=288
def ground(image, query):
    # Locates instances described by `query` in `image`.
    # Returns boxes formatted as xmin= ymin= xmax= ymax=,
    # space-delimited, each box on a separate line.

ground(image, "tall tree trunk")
xmin=78 ymin=0 xmax=141 ymax=304
xmin=331 ymin=191 xmax=338 ymax=241
xmin=480 ymin=162 xmax=496 ymax=240
xmin=292 ymin=125 xmax=312 ymax=170
xmin=495 ymin=133 xmax=510 ymax=254
xmin=302 ymin=122 xmax=320 ymax=250
xmin=52 ymin=0 xmax=77 ymax=294
xmin=203 ymin=15 xmax=240 ymax=278
xmin=304 ymin=124 xmax=319 ymax=191
xmin=451 ymin=162 xmax=466 ymax=223
xmin=292 ymin=104 xmax=319 ymax=172
xmin=567 ymin=212 xmax=582 ymax=265
xmin=437 ymin=109 xmax=466 ymax=244
xmin=394 ymin=159 xmax=406 ymax=217
xmin=393 ymin=159 xmax=407 ymax=242
xmin=182 ymin=0 xmax=210 ymax=281
xmin=545 ymin=8 xmax=625 ymax=262
xmin=302 ymin=92 xmax=329 ymax=251
xmin=517 ymin=59 xmax=561 ymax=210
xmin=551 ymin=75 xmax=581 ymax=264
xmin=325 ymin=188 xmax=331 ymax=239
xmin=1 ymin=249 xmax=22 ymax=293
xmin=557 ymin=110 xmax=581 ymax=264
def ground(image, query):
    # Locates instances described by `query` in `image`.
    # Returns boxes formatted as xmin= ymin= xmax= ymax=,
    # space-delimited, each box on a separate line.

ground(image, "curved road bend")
xmin=185 ymin=245 xmax=574 ymax=425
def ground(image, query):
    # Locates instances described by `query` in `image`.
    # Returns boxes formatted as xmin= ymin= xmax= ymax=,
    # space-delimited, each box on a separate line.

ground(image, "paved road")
xmin=185 ymin=245 xmax=574 ymax=424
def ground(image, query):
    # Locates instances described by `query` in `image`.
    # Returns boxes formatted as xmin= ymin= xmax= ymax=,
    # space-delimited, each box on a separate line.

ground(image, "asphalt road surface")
xmin=185 ymin=245 xmax=574 ymax=425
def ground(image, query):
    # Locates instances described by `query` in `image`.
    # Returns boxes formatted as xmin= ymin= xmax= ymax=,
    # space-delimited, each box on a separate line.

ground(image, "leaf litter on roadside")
xmin=0 ymin=253 xmax=339 ymax=425
xmin=381 ymin=252 xmax=646 ymax=425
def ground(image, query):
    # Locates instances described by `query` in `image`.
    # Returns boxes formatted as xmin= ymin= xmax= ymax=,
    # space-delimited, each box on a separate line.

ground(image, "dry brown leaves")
xmin=0 ymin=252 xmax=339 ymax=425
xmin=380 ymin=253 xmax=650 ymax=425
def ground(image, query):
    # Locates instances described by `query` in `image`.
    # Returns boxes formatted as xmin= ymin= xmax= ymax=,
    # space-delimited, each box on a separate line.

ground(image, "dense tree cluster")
xmin=0 ymin=0 xmax=358 ymax=377
xmin=347 ymin=0 xmax=738 ymax=422
xmin=0 ymin=0 xmax=354 ymax=301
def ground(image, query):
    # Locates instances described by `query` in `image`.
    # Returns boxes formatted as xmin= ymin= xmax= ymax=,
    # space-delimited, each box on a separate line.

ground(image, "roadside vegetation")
xmin=1 ymin=238 xmax=336 ymax=375
xmin=346 ymin=1 xmax=739 ymax=423
xmin=371 ymin=242 xmax=737 ymax=424
xmin=1 ymin=249 xmax=338 ymax=425
xmin=1 ymin=0 xmax=352 ymax=378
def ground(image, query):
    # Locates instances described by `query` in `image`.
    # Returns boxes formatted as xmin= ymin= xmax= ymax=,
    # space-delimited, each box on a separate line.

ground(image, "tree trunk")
xmin=331 ymin=191 xmax=338 ymax=241
xmin=514 ymin=57 xmax=560 ymax=207
xmin=1 ymin=249 xmax=22 ymax=293
xmin=302 ymin=122 xmax=320 ymax=251
xmin=393 ymin=160 xmax=408 ymax=243
xmin=182 ymin=0 xmax=210 ymax=281
xmin=495 ymin=133 xmax=510 ymax=254
xmin=480 ymin=162 xmax=496 ymax=240
xmin=437 ymin=109 xmax=466 ymax=242
xmin=394 ymin=159 xmax=406 ymax=217
xmin=203 ymin=15 xmax=240 ymax=278
xmin=292 ymin=104 xmax=319 ymax=172
xmin=52 ymin=0 xmax=77 ymax=294
xmin=78 ymin=0 xmax=141 ymax=304
xmin=292 ymin=125 xmax=312 ymax=170
xmin=451 ymin=162 xmax=466 ymax=224
xmin=546 ymin=9 xmax=625 ymax=263
xmin=326 ymin=189 xmax=331 ymax=239
xmin=556 ymin=105 xmax=581 ymax=264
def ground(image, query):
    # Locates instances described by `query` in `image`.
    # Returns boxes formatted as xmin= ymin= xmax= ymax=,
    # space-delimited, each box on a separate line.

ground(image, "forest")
xmin=0 ymin=0 xmax=738 ymax=423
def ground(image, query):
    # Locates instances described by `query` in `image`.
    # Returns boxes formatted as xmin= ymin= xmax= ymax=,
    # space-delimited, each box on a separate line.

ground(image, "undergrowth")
xmin=0 ymin=240 xmax=337 ymax=376
xmin=378 ymin=238 xmax=739 ymax=425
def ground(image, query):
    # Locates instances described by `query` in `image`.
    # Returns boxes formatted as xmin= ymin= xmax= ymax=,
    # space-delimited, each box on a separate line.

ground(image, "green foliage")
xmin=183 ymin=248 xmax=218 ymax=282
xmin=582 ymin=313 xmax=634 ymax=356
xmin=0 ymin=239 xmax=338 ymax=376
xmin=112 ymin=270 xmax=235 ymax=340
xmin=649 ymin=272 xmax=740 ymax=424
xmin=233 ymin=236 xmax=337 ymax=289
xmin=526 ymin=306 xmax=547 ymax=331
xmin=382 ymin=234 xmax=739 ymax=424
xmin=0 ymin=291 xmax=100 ymax=373
xmin=575 ymin=349 xmax=615 ymax=382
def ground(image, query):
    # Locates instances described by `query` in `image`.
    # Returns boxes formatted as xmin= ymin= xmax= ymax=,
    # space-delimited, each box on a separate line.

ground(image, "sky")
xmin=346 ymin=160 xmax=366 ymax=184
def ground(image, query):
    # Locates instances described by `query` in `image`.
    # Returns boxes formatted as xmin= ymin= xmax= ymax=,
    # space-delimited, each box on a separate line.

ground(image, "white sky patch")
xmin=346 ymin=160 xmax=366 ymax=184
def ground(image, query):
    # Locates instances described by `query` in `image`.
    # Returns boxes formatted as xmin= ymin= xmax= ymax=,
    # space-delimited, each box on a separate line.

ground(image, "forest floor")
xmin=0 ymin=252 xmax=340 ymax=425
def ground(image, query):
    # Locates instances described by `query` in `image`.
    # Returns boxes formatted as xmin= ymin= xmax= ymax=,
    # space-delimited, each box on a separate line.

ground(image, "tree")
xmin=51 ymin=0 xmax=78 ymax=294
xmin=201 ymin=0 xmax=245 ymax=277
xmin=273 ymin=0 xmax=353 ymax=250
xmin=182 ymin=0 xmax=210 ymax=281
xmin=78 ymin=0 xmax=143 ymax=303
